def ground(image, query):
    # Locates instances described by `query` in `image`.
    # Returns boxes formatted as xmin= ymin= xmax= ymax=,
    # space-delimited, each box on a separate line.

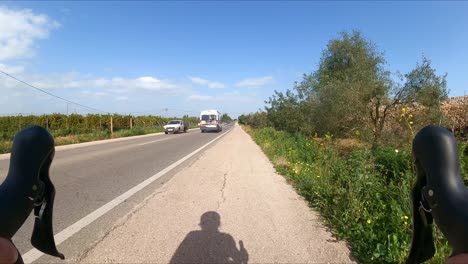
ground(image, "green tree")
xmin=237 ymin=112 xmax=269 ymax=129
xmin=265 ymin=88 xmax=307 ymax=133
xmin=266 ymin=30 xmax=391 ymax=141
xmin=312 ymin=30 xmax=391 ymax=141
xmin=221 ymin=113 xmax=232 ymax=123
xmin=264 ymin=30 xmax=449 ymax=151
xmin=401 ymin=55 xmax=448 ymax=125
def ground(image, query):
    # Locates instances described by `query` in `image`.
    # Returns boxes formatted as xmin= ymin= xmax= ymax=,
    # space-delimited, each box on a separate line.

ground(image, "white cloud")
xmin=188 ymin=94 xmax=214 ymax=101
xmin=81 ymin=90 xmax=107 ymax=98
xmin=1 ymin=72 xmax=180 ymax=93
xmin=136 ymin=76 xmax=176 ymax=90
xmin=107 ymin=88 xmax=129 ymax=94
xmin=189 ymin=76 xmax=225 ymax=89
xmin=115 ymin=96 xmax=128 ymax=101
xmin=236 ymin=76 xmax=274 ymax=88
xmin=0 ymin=63 xmax=25 ymax=74
xmin=1 ymin=71 xmax=191 ymax=114
xmin=187 ymin=90 xmax=252 ymax=104
xmin=0 ymin=5 xmax=60 ymax=60
xmin=82 ymin=76 xmax=177 ymax=92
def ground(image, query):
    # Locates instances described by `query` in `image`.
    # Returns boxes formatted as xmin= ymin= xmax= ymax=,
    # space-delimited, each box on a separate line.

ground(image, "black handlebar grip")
xmin=0 ymin=125 xmax=64 ymax=259
xmin=408 ymin=125 xmax=468 ymax=263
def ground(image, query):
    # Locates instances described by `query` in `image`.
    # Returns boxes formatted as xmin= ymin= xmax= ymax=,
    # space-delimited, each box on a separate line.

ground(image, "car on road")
xmin=164 ymin=120 xmax=188 ymax=134
xmin=199 ymin=110 xmax=222 ymax=133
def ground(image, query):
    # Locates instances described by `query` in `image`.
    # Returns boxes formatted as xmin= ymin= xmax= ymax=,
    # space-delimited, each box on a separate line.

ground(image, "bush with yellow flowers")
xmin=246 ymin=126 xmax=465 ymax=263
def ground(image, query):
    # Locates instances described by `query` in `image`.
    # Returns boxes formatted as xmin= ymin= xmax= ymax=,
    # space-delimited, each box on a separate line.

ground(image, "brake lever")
xmin=0 ymin=125 xmax=64 ymax=261
xmin=407 ymin=125 xmax=468 ymax=263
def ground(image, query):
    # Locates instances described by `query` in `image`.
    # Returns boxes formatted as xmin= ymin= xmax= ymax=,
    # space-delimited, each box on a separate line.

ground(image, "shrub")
xmin=374 ymin=147 xmax=412 ymax=185
xmin=247 ymin=127 xmax=456 ymax=263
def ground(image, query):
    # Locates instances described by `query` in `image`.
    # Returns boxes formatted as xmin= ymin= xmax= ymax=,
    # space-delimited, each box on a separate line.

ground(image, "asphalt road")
xmin=0 ymin=123 xmax=234 ymax=262
xmin=78 ymin=124 xmax=355 ymax=264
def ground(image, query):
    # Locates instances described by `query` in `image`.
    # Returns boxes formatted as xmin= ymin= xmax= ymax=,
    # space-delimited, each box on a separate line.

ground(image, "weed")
xmin=247 ymin=127 xmax=465 ymax=263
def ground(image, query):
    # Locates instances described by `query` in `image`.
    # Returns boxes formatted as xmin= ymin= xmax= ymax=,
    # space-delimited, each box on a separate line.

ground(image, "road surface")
xmin=78 ymin=124 xmax=355 ymax=263
xmin=0 ymin=124 xmax=234 ymax=262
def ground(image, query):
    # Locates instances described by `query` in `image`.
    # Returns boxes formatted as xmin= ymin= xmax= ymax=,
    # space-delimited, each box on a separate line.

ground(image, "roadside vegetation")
xmin=0 ymin=114 xmax=200 ymax=154
xmin=240 ymin=30 xmax=467 ymax=263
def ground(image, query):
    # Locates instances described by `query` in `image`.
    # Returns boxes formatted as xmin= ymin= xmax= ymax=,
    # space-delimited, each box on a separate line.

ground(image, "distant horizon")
xmin=1 ymin=2 xmax=467 ymax=117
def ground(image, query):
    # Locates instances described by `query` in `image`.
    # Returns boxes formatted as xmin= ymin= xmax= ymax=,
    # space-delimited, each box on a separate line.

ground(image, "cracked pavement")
xmin=79 ymin=124 xmax=355 ymax=263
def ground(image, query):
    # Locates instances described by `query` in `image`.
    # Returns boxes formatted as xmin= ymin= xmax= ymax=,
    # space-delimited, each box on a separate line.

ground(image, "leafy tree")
xmin=221 ymin=113 xmax=232 ymax=123
xmin=238 ymin=112 xmax=269 ymax=129
xmin=312 ymin=30 xmax=391 ymax=142
xmin=263 ymin=30 xmax=450 ymax=151
xmin=265 ymin=89 xmax=307 ymax=133
xmin=265 ymin=30 xmax=391 ymax=141
xmin=401 ymin=55 xmax=448 ymax=124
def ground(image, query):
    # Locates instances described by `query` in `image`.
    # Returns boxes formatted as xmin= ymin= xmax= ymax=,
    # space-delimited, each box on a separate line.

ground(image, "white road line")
xmin=137 ymin=137 xmax=172 ymax=146
xmin=22 ymin=126 xmax=233 ymax=263
xmin=137 ymin=131 xmax=196 ymax=146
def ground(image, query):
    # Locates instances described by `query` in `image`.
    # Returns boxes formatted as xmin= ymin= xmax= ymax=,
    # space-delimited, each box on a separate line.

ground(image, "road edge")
xmin=0 ymin=128 xmax=200 ymax=161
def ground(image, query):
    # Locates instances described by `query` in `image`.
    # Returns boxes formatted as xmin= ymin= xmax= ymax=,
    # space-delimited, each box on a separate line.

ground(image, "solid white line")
xmin=137 ymin=130 xmax=196 ymax=146
xmin=137 ymin=137 xmax=171 ymax=146
xmin=22 ymin=126 xmax=232 ymax=263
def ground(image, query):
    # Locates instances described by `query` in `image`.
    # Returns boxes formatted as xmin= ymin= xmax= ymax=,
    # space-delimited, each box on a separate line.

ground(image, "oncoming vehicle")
xmin=199 ymin=110 xmax=222 ymax=133
xmin=163 ymin=120 xmax=188 ymax=134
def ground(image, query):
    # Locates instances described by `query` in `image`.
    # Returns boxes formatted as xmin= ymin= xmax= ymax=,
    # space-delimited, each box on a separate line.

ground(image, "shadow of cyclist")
xmin=169 ymin=211 xmax=249 ymax=264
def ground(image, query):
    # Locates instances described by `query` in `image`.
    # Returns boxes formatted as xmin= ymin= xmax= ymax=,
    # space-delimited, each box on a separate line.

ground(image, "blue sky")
xmin=0 ymin=1 xmax=467 ymax=117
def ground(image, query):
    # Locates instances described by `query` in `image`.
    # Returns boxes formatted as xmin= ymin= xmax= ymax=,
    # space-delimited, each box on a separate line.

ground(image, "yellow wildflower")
xmin=409 ymin=121 xmax=414 ymax=125
xmin=367 ymin=219 xmax=372 ymax=224
xmin=402 ymin=107 xmax=406 ymax=113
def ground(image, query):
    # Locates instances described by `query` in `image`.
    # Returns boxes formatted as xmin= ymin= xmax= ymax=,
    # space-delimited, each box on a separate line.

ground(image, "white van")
xmin=199 ymin=110 xmax=222 ymax=133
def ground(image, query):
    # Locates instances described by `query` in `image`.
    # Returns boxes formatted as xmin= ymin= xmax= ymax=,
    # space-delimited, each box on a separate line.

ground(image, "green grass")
xmin=246 ymin=126 xmax=466 ymax=264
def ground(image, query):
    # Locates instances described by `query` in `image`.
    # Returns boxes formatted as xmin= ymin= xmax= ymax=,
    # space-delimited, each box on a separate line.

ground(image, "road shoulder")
xmin=78 ymin=124 xmax=355 ymax=263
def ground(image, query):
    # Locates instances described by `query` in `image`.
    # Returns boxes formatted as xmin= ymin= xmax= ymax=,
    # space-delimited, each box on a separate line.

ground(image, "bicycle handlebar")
xmin=0 ymin=125 xmax=64 ymax=260
xmin=407 ymin=125 xmax=467 ymax=263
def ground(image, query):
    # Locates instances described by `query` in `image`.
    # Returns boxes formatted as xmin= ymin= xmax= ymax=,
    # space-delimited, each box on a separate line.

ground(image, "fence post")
xmin=110 ymin=116 xmax=114 ymax=135
xmin=130 ymin=118 xmax=133 ymax=129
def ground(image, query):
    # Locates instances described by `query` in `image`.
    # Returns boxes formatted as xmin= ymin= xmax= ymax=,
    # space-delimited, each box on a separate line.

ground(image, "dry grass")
xmin=241 ymin=125 xmax=253 ymax=134
xmin=333 ymin=138 xmax=371 ymax=156
xmin=273 ymin=155 xmax=289 ymax=167
xmin=54 ymin=135 xmax=80 ymax=145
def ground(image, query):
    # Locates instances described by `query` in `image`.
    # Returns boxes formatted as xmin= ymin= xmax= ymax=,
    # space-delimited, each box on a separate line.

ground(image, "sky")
xmin=0 ymin=1 xmax=467 ymax=118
